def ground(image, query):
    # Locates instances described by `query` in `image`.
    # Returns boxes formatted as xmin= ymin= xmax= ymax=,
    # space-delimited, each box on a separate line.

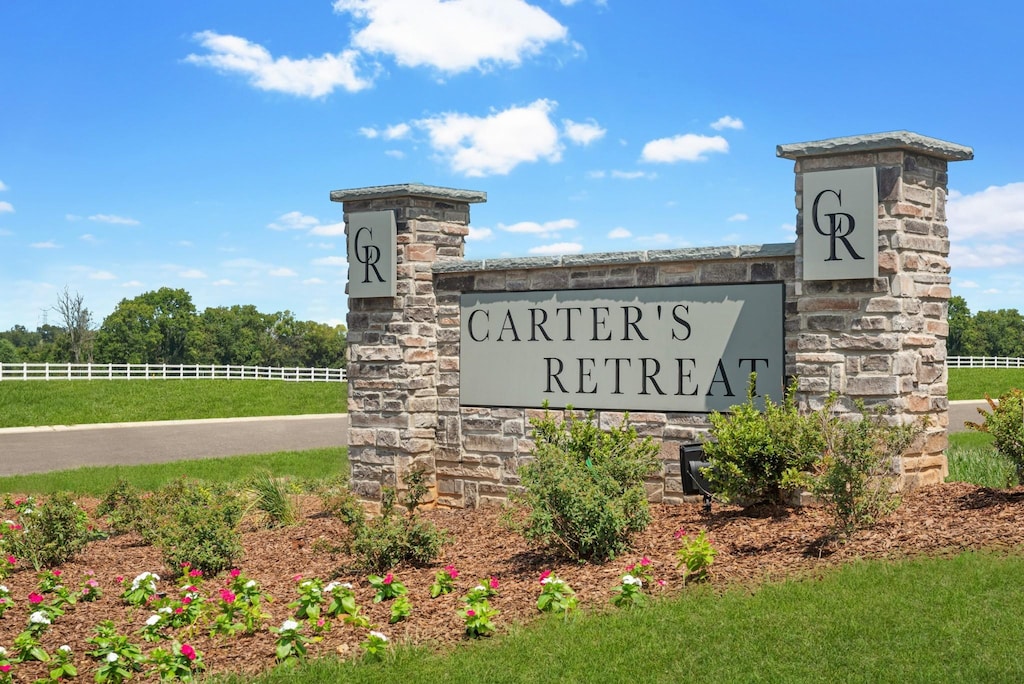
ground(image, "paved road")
xmin=949 ymin=400 xmax=987 ymax=434
xmin=0 ymin=414 xmax=348 ymax=476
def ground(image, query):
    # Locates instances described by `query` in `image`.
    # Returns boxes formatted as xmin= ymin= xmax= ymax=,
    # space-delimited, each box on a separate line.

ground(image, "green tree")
xmin=95 ymin=288 xmax=197 ymax=363
xmin=947 ymin=295 xmax=973 ymax=357
xmin=188 ymin=304 xmax=273 ymax=365
xmin=0 ymin=338 xmax=18 ymax=363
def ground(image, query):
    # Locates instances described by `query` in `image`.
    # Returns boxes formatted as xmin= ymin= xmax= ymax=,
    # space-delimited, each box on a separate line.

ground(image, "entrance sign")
xmin=460 ymin=283 xmax=784 ymax=412
xmin=802 ymin=168 xmax=878 ymax=281
xmin=348 ymin=211 xmax=397 ymax=298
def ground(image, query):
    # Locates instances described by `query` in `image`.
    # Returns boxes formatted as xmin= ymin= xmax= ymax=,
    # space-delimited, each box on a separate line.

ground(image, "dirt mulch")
xmin=2 ymin=481 xmax=1023 ymax=680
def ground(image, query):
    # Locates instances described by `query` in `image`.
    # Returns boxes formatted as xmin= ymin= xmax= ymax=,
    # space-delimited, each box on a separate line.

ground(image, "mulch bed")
xmin=2 ymin=481 xmax=1023 ymax=680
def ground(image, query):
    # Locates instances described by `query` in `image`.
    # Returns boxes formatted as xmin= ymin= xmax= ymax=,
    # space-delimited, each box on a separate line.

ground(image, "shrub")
xmin=967 ymin=388 xmax=1024 ymax=481
xmin=4 ymin=492 xmax=91 ymax=569
xmin=247 ymin=469 xmax=299 ymax=528
xmin=139 ymin=478 xmax=245 ymax=575
xmin=810 ymin=397 xmax=919 ymax=536
xmin=507 ymin=407 xmax=660 ymax=562
xmin=702 ymin=376 xmax=823 ymax=506
xmin=96 ymin=478 xmax=144 ymax=535
xmin=351 ymin=469 xmax=449 ymax=573
xmin=317 ymin=477 xmax=367 ymax=530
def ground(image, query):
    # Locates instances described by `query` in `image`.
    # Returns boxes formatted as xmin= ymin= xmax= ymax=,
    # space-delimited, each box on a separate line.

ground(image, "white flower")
xmin=0 ymin=584 xmax=8 ymax=593
xmin=473 ymin=585 xmax=486 ymax=592
xmin=540 ymin=576 xmax=553 ymax=585
xmin=29 ymin=610 xmax=51 ymax=625
xmin=244 ymin=580 xmax=257 ymax=589
xmin=159 ymin=606 xmax=173 ymax=614
xmin=145 ymin=614 xmax=161 ymax=626
xmin=623 ymin=574 xmax=643 ymax=587
xmin=340 ymin=582 xmax=353 ymax=589
xmin=0 ymin=646 xmax=7 ymax=655
xmin=106 ymin=652 xmax=119 ymax=663
xmin=22 ymin=509 xmax=32 ymax=515
xmin=369 ymin=630 xmax=388 ymax=642
xmin=59 ymin=645 xmax=72 ymax=653
xmin=280 ymin=619 xmax=300 ymax=632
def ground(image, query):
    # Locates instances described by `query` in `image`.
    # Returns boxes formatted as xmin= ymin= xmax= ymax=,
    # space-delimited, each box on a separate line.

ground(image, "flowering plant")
xmin=463 ymin=577 xmax=499 ymax=604
xmin=86 ymin=620 xmax=145 ymax=683
xmin=157 ymin=584 xmax=205 ymax=629
xmin=120 ymin=571 xmax=160 ymax=607
xmin=430 ymin=564 xmax=459 ymax=598
xmin=272 ymin=619 xmax=309 ymax=663
xmin=289 ymin=576 xmax=324 ymax=621
xmin=27 ymin=606 xmax=56 ymax=637
xmin=360 ymin=630 xmax=389 ymax=662
xmin=0 ymin=585 xmax=11 ymax=618
xmin=0 ymin=555 xmax=15 ymax=581
xmin=461 ymin=599 xmax=499 ymax=638
xmin=324 ymin=582 xmax=369 ymax=627
xmin=148 ymin=642 xmax=204 ymax=682
xmin=80 ymin=572 xmax=102 ymax=602
xmin=0 ymin=646 xmax=13 ymax=684
xmin=674 ymin=528 xmax=716 ymax=583
xmin=368 ymin=573 xmax=407 ymax=602
xmin=389 ymin=595 xmax=412 ymax=623
xmin=625 ymin=556 xmax=655 ymax=585
xmin=536 ymin=570 xmax=578 ymax=616
xmin=48 ymin=644 xmax=77 ymax=681
xmin=222 ymin=569 xmax=272 ymax=634
xmin=12 ymin=630 xmax=49 ymax=663
xmin=139 ymin=613 xmax=166 ymax=643
xmin=37 ymin=568 xmax=64 ymax=594
xmin=610 ymin=573 xmax=646 ymax=609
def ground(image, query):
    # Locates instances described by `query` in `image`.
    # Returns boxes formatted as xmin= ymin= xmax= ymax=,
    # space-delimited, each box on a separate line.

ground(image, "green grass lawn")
xmin=0 ymin=380 xmax=346 ymax=428
xmin=213 ymin=551 xmax=1024 ymax=684
xmin=948 ymin=368 xmax=1024 ymax=401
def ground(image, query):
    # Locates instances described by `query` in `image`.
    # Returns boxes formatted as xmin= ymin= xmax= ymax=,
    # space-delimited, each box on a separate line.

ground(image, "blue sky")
xmin=2 ymin=1 xmax=1021 ymax=331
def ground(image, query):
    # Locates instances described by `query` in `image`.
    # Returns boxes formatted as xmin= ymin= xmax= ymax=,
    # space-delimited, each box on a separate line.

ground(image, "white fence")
xmin=0 ymin=363 xmax=346 ymax=382
xmin=947 ymin=357 xmax=1024 ymax=369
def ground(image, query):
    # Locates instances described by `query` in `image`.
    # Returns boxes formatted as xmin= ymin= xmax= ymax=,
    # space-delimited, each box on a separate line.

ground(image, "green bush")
xmin=810 ymin=397 xmax=918 ymax=536
xmin=139 ymin=477 xmax=245 ymax=575
xmin=247 ymin=469 xmax=300 ymax=527
xmin=5 ymin=492 xmax=92 ymax=569
xmin=702 ymin=377 xmax=823 ymax=506
xmin=967 ymin=388 xmax=1024 ymax=480
xmin=507 ymin=407 xmax=660 ymax=562
xmin=318 ymin=477 xmax=367 ymax=530
xmin=96 ymin=477 xmax=144 ymax=535
xmin=351 ymin=469 xmax=448 ymax=573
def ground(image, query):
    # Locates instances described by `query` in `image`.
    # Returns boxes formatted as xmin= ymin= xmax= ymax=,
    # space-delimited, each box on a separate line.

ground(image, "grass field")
xmin=212 ymin=551 xmax=1024 ymax=683
xmin=948 ymin=368 xmax=1024 ymax=401
xmin=0 ymin=380 xmax=346 ymax=428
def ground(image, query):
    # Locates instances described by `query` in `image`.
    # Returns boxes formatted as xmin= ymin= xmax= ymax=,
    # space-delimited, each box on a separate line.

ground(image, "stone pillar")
xmin=329 ymin=183 xmax=486 ymax=503
xmin=777 ymin=131 xmax=973 ymax=487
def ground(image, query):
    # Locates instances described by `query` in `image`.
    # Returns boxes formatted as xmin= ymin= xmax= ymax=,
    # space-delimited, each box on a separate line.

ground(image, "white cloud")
xmin=186 ymin=31 xmax=371 ymax=98
xmin=607 ymin=227 xmax=631 ymax=239
xmin=358 ymin=126 xmax=380 ymax=139
xmin=641 ymin=134 xmax=728 ymax=163
xmin=89 ymin=214 xmax=140 ymax=226
xmin=956 ymin=280 xmax=980 ymax=288
xmin=212 ymin=279 xmax=236 ymax=286
xmin=636 ymin=233 xmax=673 ymax=246
xmin=0 ymin=180 xmax=7 ymax=191
xmin=179 ymin=269 xmax=207 ymax=279
xmin=416 ymin=99 xmax=562 ymax=176
xmin=563 ymin=118 xmax=605 ymax=146
xmin=781 ymin=223 xmax=796 ymax=236
xmin=303 ymin=277 xmax=326 ymax=285
xmin=384 ymin=149 xmax=405 ymax=159
xmin=122 ymin=280 xmax=144 ymax=288
xmin=948 ymin=182 xmax=1024 ymax=238
xmin=384 ymin=123 xmax=410 ymax=140
xmin=311 ymin=242 xmax=335 ymax=250
xmin=727 ymin=213 xmax=749 ymax=222
xmin=711 ymin=115 xmax=744 ymax=131
xmin=269 ymin=267 xmax=297 ymax=277
xmin=0 ymin=228 xmax=12 ymax=237
xmin=529 ymin=241 xmax=583 ymax=255
xmin=498 ymin=218 xmax=577 ymax=238
xmin=610 ymin=170 xmax=655 ymax=180
xmin=467 ymin=226 xmax=494 ymax=241
xmin=313 ymin=256 xmax=349 ymax=266
xmin=89 ymin=270 xmax=117 ymax=280
xmin=0 ymin=201 xmax=13 ymax=214
xmin=268 ymin=211 xmax=320 ymax=231
xmin=309 ymin=221 xmax=346 ymax=236
xmin=30 ymin=240 xmax=59 ymax=249
xmin=950 ymin=242 xmax=1024 ymax=268
xmin=333 ymin=0 xmax=568 ymax=73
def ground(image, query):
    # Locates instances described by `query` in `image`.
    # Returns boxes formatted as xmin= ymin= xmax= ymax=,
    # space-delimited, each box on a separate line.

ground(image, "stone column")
xmin=777 ymin=131 xmax=973 ymax=487
xmin=329 ymin=183 xmax=486 ymax=503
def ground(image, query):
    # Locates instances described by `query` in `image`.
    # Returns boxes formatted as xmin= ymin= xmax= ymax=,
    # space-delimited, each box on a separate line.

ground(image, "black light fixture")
xmin=680 ymin=443 xmax=713 ymax=514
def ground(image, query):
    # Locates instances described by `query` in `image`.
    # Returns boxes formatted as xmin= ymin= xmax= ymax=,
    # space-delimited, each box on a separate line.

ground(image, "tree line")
xmin=0 ymin=287 xmax=347 ymax=368
xmin=947 ymin=296 xmax=1024 ymax=358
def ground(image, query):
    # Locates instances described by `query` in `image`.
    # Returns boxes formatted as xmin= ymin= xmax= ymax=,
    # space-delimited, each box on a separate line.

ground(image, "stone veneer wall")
xmin=333 ymin=131 xmax=972 ymax=509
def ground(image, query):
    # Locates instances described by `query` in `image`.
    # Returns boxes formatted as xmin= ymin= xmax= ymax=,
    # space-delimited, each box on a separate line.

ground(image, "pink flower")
xmin=674 ymin=528 xmax=686 ymax=539
xmin=219 ymin=589 xmax=236 ymax=604
xmin=87 ymin=579 xmax=99 ymax=588
xmin=174 ymin=607 xmax=184 ymax=614
xmin=184 ymin=585 xmax=198 ymax=593
xmin=115 ymin=575 xmax=124 ymax=583
xmin=0 ymin=664 xmax=10 ymax=673
xmin=640 ymin=556 xmax=651 ymax=567
xmin=625 ymin=563 xmax=636 ymax=572
xmin=8 ymin=525 xmax=20 ymax=532
xmin=292 ymin=574 xmax=303 ymax=582
xmin=182 ymin=596 xmax=192 ymax=605
xmin=230 ymin=568 xmax=241 ymax=578
xmin=657 ymin=579 xmax=666 ymax=587
xmin=538 ymin=569 xmax=552 ymax=584
xmin=317 ymin=618 xmax=326 ymax=627
xmin=28 ymin=592 xmax=44 ymax=604
xmin=53 ymin=569 xmax=62 ymax=577
xmin=181 ymin=562 xmax=191 ymax=569
xmin=383 ymin=573 xmax=394 ymax=585
xmin=180 ymin=644 xmax=197 ymax=661
xmin=466 ymin=609 xmax=476 ymax=617
xmin=6 ymin=556 xmax=15 ymax=565
xmin=489 ymin=576 xmax=500 ymax=590
xmin=190 ymin=569 xmax=203 ymax=578
xmin=445 ymin=564 xmax=459 ymax=579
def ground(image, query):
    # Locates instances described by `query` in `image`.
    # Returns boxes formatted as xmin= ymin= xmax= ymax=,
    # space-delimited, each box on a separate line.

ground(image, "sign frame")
xmin=347 ymin=210 xmax=397 ymax=298
xmin=802 ymin=167 xmax=878 ymax=281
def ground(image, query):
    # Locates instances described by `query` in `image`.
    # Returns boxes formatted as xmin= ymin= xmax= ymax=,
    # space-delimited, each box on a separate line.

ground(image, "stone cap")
xmin=777 ymin=131 xmax=973 ymax=162
xmin=433 ymin=243 xmax=795 ymax=273
xmin=330 ymin=183 xmax=487 ymax=204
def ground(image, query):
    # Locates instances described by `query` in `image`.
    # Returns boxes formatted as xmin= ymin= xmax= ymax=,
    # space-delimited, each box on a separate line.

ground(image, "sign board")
xmin=347 ymin=211 xmax=397 ymax=298
xmin=802 ymin=167 xmax=878 ymax=281
xmin=460 ymin=283 xmax=784 ymax=412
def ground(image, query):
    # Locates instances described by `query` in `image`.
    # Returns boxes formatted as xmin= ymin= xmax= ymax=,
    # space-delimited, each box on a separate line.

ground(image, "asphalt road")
xmin=0 ymin=414 xmax=348 ymax=477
